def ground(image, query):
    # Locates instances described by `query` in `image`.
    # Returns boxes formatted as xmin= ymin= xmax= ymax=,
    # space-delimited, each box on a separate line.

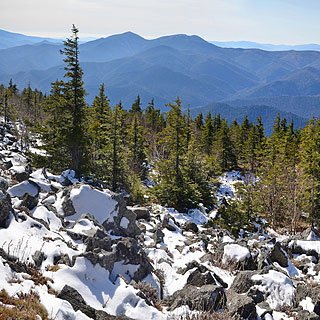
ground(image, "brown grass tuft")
xmin=0 ymin=289 xmax=48 ymax=320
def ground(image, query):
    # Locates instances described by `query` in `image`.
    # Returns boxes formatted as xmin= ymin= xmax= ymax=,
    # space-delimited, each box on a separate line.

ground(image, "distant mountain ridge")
xmin=0 ymin=29 xmax=61 ymax=49
xmin=1 ymin=29 xmax=320 ymax=131
xmin=210 ymin=40 xmax=320 ymax=52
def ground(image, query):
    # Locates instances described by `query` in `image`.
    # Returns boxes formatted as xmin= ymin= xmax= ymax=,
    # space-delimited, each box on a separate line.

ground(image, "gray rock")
xmin=13 ymin=170 xmax=30 ymax=182
xmin=3 ymin=160 xmax=13 ymax=170
xmin=186 ymin=268 xmax=216 ymax=286
xmin=153 ymin=227 xmax=164 ymax=244
xmin=230 ymin=270 xmax=257 ymax=294
xmin=162 ymin=214 xmax=176 ymax=232
xmin=184 ymin=221 xmax=199 ymax=233
xmin=32 ymin=250 xmax=46 ymax=268
xmin=20 ymin=193 xmax=38 ymax=210
xmin=104 ymin=194 xmax=141 ymax=238
xmin=167 ymin=284 xmax=226 ymax=312
xmin=85 ymin=237 xmax=152 ymax=282
xmin=0 ymin=191 xmax=12 ymax=228
xmin=85 ymin=229 xmax=112 ymax=252
xmin=57 ymin=285 xmax=98 ymax=319
xmin=128 ymin=206 xmax=150 ymax=221
xmin=227 ymin=290 xmax=257 ymax=320
xmin=295 ymin=283 xmax=320 ymax=316
xmin=0 ymin=177 xmax=8 ymax=191
xmin=269 ymin=242 xmax=288 ymax=267
xmin=54 ymin=253 xmax=72 ymax=266
xmin=62 ymin=188 xmax=76 ymax=216
xmin=296 ymin=310 xmax=320 ymax=320
xmin=291 ymin=241 xmax=319 ymax=262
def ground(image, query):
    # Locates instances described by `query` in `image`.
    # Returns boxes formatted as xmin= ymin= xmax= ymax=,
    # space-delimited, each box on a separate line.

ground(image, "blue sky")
xmin=1 ymin=0 xmax=320 ymax=44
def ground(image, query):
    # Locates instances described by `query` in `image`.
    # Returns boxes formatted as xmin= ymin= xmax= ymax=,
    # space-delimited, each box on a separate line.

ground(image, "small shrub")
xmin=0 ymin=289 xmax=48 ymax=320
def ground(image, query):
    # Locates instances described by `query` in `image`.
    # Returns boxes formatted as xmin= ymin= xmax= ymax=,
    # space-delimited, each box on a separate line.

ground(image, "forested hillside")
xmin=1 ymin=25 xmax=320 ymax=320
xmin=1 ymin=26 xmax=320 ymax=233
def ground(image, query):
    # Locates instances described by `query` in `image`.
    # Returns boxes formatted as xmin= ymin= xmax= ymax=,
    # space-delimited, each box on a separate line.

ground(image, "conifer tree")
xmin=60 ymin=24 xmax=87 ymax=175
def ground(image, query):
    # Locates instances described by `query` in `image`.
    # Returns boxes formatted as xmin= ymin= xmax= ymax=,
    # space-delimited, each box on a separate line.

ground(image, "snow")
xmin=68 ymin=185 xmax=118 ymax=224
xmin=299 ymin=296 xmax=314 ymax=313
xmin=222 ymin=243 xmax=250 ymax=264
xmin=32 ymin=205 xmax=62 ymax=231
xmin=49 ymin=257 xmax=165 ymax=319
xmin=217 ymin=170 xmax=242 ymax=202
xmin=7 ymin=180 xmax=39 ymax=197
xmin=290 ymin=240 xmax=320 ymax=254
xmin=120 ymin=217 xmax=130 ymax=229
xmin=222 ymin=235 xmax=235 ymax=243
xmin=68 ymin=218 xmax=99 ymax=235
xmin=252 ymin=270 xmax=295 ymax=309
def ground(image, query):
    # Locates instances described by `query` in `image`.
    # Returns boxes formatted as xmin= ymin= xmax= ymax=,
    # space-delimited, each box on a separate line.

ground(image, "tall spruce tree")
xmin=60 ymin=24 xmax=87 ymax=175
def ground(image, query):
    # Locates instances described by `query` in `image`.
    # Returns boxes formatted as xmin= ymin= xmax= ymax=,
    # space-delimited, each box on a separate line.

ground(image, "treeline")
xmin=1 ymin=26 xmax=319 ymax=232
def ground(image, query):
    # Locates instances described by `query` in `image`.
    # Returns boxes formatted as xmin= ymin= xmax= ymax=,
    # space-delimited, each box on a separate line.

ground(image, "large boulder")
xmin=186 ymin=268 xmax=216 ymax=286
xmin=127 ymin=206 xmax=150 ymax=221
xmin=167 ymin=285 xmax=226 ymax=312
xmin=230 ymin=270 xmax=258 ymax=294
xmin=85 ymin=237 xmax=152 ymax=282
xmin=57 ymin=285 xmax=127 ymax=319
xmin=0 ymin=191 xmax=12 ymax=228
xmin=226 ymin=290 xmax=257 ymax=320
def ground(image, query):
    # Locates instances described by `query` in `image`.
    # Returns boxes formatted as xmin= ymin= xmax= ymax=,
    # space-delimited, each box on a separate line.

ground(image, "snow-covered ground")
xmin=0 ymin=122 xmax=320 ymax=320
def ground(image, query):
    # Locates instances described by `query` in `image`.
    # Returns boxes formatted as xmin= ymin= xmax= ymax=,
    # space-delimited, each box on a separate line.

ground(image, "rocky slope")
xmin=0 ymin=121 xmax=320 ymax=320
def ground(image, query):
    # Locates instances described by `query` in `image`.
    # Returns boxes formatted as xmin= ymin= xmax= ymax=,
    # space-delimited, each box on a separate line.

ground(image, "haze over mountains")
xmin=1 ymin=28 xmax=320 ymax=131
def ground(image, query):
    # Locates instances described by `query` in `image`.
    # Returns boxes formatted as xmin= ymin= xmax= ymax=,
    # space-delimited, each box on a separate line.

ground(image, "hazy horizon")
xmin=2 ymin=0 xmax=320 ymax=45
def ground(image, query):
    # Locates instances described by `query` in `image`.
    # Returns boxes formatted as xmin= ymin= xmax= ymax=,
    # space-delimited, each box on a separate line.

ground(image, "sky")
xmin=1 ymin=0 xmax=320 ymax=44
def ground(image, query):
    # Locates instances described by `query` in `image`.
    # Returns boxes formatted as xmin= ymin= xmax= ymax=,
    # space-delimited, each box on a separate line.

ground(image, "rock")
xmin=0 ymin=191 xmax=12 ymax=228
xmin=32 ymin=251 xmax=46 ymax=268
xmin=290 ymin=241 xmax=319 ymax=262
xmin=61 ymin=188 xmax=76 ymax=216
xmin=230 ymin=270 xmax=257 ymax=294
xmin=296 ymin=310 xmax=320 ymax=320
xmin=113 ymin=238 xmax=153 ymax=281
xmin=85 ymin=229 xmax=112 ymax=252
xmin=85 ymin=237 xmax=152 ymax=282
xmin=0 ymin=177 xmax=8 ymax=191
xmin=227 ymin=290 xmax=257 ymax=320
xmin=20 ymin=193 xmax=38 ymax=210
xmin=128 ymin=206 xmax=150 ymax=221
xmin=168 ymin=285 xmax=226 ymax=312
xmin=3 ymin=160 xmax=13 ymax=170
xmin=103 ymin=194 xmax=141 ymax=238
xmin=153 ymin=227 xmax=164 ymax=244
xmin=187 ymin=268 xmax=216 ymax=286
xmin=57 ymin=285 xmax=115 ymax=319
xmin=269 ymin=242 xmax=288 ymax=267
xmin=54 ymin=254 xmax=72 ymax=266
xmin=162 ymin=214 xmax=176 ymax=232
xmin=184 ymin=221 xmax=199 ymax=233
xmin=13 ymin=170 xmax=30 ymax=182
xmin=295 ymin=283 xmax=320 ymax=316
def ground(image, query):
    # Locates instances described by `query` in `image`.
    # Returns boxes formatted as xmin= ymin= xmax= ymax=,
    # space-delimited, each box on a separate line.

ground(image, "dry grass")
xmin=45 ymin=264 xmax=61 ymax=272
xmin=133 ymin=281 xmax=162 ymax=311
xmin=26 ymin=266 xmax=52 ymax=286
xmin=171 ymin=311 xmax=235 ymax=320
xmin=0 ymin=289 xmax=48 ymax=320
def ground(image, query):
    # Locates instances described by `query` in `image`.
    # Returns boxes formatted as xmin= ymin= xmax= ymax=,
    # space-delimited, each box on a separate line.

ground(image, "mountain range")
xmin=210 ymin=40 xmax=320 ymax=52
xmin=1 ymin=28 xmax=320 ymax=132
